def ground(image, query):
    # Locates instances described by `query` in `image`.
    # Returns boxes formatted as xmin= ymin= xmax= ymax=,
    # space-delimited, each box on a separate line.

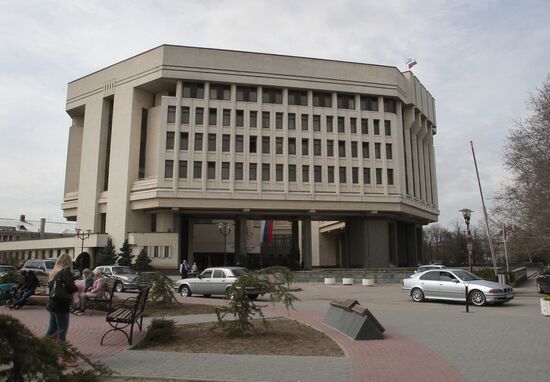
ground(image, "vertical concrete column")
xmin=290 ymin=219 xmax=300 ymax=269
xmin=424 ymin=127 xmax=433 ymax=205
xmin=394 ymin=102 xmax=406 ymax=195
xmin=417 ymin=118 xmax=428 ymax=203
xmin=301 ymin=217 xmax=312 ymax=270
xmin=402 ymin=106 xmax=415 ymax=197
xmin=172 ymin=81 xmax=183 ymax=190
xmin=411 ymin=112 xmax=422 ymax=199
xmin=283 ymin=88 xmax=289 ymax=194
xmin=187 ymin=218 xmax=194 ymax=264
xmin=234 ymin=216 xmax=248 ymax=264
xmin=429 ymin=136 xmax=439 ymax=207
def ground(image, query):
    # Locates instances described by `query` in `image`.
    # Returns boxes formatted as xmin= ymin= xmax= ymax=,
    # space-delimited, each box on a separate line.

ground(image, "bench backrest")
xmin=132 ymin=286 xmax=150 ymax=318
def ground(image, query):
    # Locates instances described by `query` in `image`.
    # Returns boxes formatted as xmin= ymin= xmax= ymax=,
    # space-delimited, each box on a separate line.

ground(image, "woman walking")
xmin=45 ymin=253 xmax=77 ymax=364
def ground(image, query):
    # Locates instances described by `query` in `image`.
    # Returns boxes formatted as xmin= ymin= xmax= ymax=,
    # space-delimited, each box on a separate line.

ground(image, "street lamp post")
xmin=218 ymin=223 xmax=231 ymax=266
xmin=75 ymin=228 xmax=92 ymax=258
xmin=460 ymin=209 xmax=474 ymax=272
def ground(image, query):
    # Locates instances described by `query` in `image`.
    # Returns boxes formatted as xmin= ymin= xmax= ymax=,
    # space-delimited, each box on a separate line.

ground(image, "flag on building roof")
xmin=260 ymin=219 xmax=274 ymax=245
xmin=405 ymin=58 xmax=417 ymax=69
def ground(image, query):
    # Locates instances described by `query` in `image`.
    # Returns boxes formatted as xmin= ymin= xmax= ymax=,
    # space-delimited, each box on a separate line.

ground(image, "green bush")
xmin=133 ymin=248 xmax=152 ymax=271
xmin=135 ymin=272 xmax=177 ymax=306
xmin=544 ymin=296 xmax=550 ymax=301
xmin=471 ymin=268 xmax=498 ymax=282
xmin=0 ymin=271 xmax=20 ymax=284
xmin=133 ymin=318 xmax=176 ymax=349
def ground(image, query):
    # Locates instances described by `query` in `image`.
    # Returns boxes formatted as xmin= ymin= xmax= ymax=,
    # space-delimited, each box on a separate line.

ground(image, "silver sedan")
xmin=402 ymin=268 xmax=514 ymax=306
xmin=174 ymin=266 xmax=260 ymax=300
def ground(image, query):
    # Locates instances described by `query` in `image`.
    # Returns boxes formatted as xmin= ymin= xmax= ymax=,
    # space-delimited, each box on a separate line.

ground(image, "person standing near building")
xmin=191 ymin=262 xmax=198 ymax=276
xmin=180 ymin=259 xmax=189 ymax=279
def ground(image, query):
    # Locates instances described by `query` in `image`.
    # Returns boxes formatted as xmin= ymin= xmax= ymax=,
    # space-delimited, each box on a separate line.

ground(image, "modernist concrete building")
xmin=58 ymin=45 xmax=438 ymax=270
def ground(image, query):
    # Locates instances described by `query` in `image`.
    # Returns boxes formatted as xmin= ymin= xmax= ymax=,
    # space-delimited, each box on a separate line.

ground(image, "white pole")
xmin=470 ymin=141 xmax=498 ymax=276
xmin=503 ymin=226 xmax=510 ymax=274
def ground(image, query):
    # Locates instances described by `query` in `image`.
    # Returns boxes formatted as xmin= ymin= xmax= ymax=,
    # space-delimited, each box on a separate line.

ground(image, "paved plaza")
xmin=2 ymin=278 xmax=548 ymax=381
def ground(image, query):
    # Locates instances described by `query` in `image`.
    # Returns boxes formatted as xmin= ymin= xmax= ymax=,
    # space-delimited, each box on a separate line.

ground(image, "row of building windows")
xmin=167 ymin=107 xmax=393 ymax=135
xmin=174 ymin=82 xmax=396 ymax=112
xmin=164 ymin=160 xmax=394 ymax=185
xmin=166 ymin=132 xmax=393 ymax=159
xmin=145 ymin=245 xmax=172 ymax=258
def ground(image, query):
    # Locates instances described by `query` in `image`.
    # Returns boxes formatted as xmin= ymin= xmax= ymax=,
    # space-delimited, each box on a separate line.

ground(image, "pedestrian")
xmin=191 ymin=262 xmax=198 ymax=275
xmin=45 ymin=253 xmax=78 ymax=365
xmin=180 ymin=259 xmax=189 ymax=279
xmin=10 ymin=270 xmax=39 ymax=309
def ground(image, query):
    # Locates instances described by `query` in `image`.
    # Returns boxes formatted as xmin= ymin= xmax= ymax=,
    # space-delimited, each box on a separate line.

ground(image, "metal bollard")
xmin=465 ymin=284 xmax=469 ymax=313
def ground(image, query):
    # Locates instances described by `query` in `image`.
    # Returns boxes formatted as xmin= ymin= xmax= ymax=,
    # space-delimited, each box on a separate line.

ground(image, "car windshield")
xmin=112 ymin=267 xmax=135 ymax=275
xmin=0 ymin=266 xmax=14 ymax=272
xmin=452 ymin=270 xmax=482 ymax=281
xmin=230 ymin=268 xmax=247 ymax=277
xmin=45 ymin=261 xmax=55 ymax=269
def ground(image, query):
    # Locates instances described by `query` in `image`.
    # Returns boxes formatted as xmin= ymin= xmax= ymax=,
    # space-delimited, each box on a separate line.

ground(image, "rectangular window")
xmin=180 ymin=132 xmax=189 ymax=150
xmin=350 ymin=118 xmax=357 ymax=133
xmin=338 ymin=140 xmax=346 ymax=157
xmin=181 ymin=106 xmax=190 ymax=124
xmin=313 ymin=115 xmax=321 ymax=131
xmin=361 ymin=118 xmax=368 ymax=134
xmin=387 ymin=169 xmax=394 ymax=185
xmin=195 ymin=107 xmax=204 ymax=125
xmin=276 ymin=164 xmax=283 ymax=181
xmin=374 ymin=119 xmax=380 ymax=135
xmin=328 ymin=166 xmax=334 ymax=183
xmin=352 ymin=167 xmax=359 ymax=184
xmin=183 ymin=83 xmax=204 ymax=99
xmin=193 ymin=161 xmax=202 ymax=179
xmin=236 ymin=135 xmax=244 ymax=152
xmin=375 ymin=143 xmax=381 ymax=159
xmin=249 ymin=163 xmax=257 ymax=181
xmin=164 ymin=160 xmax=173 ymax=178
xmin=384 ymin=98 xmax=396 ymax=113
xmin=326 ymin=116 xmax=333 ymax=132
xmin=302 ymin=165 xmax=309 ymax=182
xmin=262 ymin=111 xmax=270 ymax=129
xmin=207 ymin=162 xmax=216 ymax=180
xmin=235 ymin=162 xmax=243 ymax=180
xmin=222 ymin=134 xmax=230 ymax=152
xmin=386 ymin=143 xmax=393 ymax=159
xmin=301 ymin=114 xmax=309 ymax=131
xmin=338 ymin=117 xmax=345 ymax=133
xmin=236 ymin=110 xmax=244 ymax=127
xmin=385 ymin=120 xmax=391 ymax=136
xmin=262 ymin=88 xmax=283 ymax=104
xmin=302 ymin=138 xmax=309 ymax=156
xmin=210 ymin=84 xmax=231 ymax=100
xmin=360 ymin=95 xmax=378 ymax=111
xmin=208 ymin=133 xmax=216 ymax=151
xmin=249 ymin=111 xmax=257 ymax=128
xmin=288 ymin=89 xmax=308 ymax=106
xmin=164 ymin=246 xmax=171 ymax=258
xmin=289 ymin=164 xmax=296 ymax=182
xmin=351 ymin=141 xmax=358 ymax=158
xmin=249 ymin=136 xmax=257 ymax=153
xmin=236 ymin=86 xmax=257 ymax=102
xmin=138 ymin=108 xmax=148 ymax=179
xmin=262 ymin=164 xmax=270 ymax=181
xmin=167 ymin=106 xmax=176 ymax=123
xmin=166 ymin=131 xmax=175 ymax=150
xmin=339 ymin=167 xmax=347 ymax=183
xmin=276 ymin=112 xmax=283 ymax=129
xmin=194 ymin=133 xmax=203 ymax=151
xmin=262 ymin=136 xmax=270 ymax=154
xmin=288 ymin=138 xmax=296 ymax=155
xmin=327 ymin=140 xmax=334 ymax=157
xmin=337 ymin=93 xmax=355 ymax=109
xmin=314 ymin=139 xmax=321 ymax=156
xmin=276 ymin=137 xmax=283 ymax=154
xmin=223 ymin=109 xmax=231 ymax=126
xmin=179 ymin=160 xmax=187 ymax=179
xmin=363 ymin=168 xmax=371 ymax=184
xmin=313 ymin=91 xmax=332 ymax=107
xmin=362 ymin=142 xmax=369 ymax=158
xmin=209 ymin=108 xmax=217 ymax=125
xmin=153 ymin=246 xmax=159 ymax=258
xmin=314 ymin=165 xmax=322 ymax=183
xmin=222 ymin=162 xmax=230 ymax=180
xmin=376 ymin=168 xmax=383 ymax=184
xmin=288 ymin=113 xmax=296 ymax=130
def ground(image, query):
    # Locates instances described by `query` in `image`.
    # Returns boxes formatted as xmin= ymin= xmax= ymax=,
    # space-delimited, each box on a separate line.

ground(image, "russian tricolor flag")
xmin=405 ymin=58 xmax=417 ymax=69
xmin=260 ymin=219 xmax=274 ymax=245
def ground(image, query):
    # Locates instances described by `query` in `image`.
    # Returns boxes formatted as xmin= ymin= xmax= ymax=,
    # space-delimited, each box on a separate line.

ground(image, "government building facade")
xmin=4 ymin=45 xmax=438 ymax=270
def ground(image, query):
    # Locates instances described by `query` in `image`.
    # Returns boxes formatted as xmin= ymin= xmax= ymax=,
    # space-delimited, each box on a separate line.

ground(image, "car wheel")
xmin=247 ymin=294 xmax=259 ymax=301
xmin=179 ymin=285 xmax=192 ymax=297
xmin=469 ymin=290 xmax=486 ymax=306
xmin=411 ymin=288 xmax=424 ymax=302
xmin=114 ymin=282 xmax=124 ymax=293
xmin=203 ymin=294 xmax=211 ymax=298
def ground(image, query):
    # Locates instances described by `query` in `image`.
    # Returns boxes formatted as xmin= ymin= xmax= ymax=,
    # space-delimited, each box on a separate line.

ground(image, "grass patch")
xmin=133 ymin=318 xmax=176 ymax=349
xmin=134 ymin=317 xmax=344 ymax=357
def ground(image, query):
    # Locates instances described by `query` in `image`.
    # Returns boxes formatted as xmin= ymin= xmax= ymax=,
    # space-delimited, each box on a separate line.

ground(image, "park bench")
xmin=100 ymin=285 xmax=150 ymax=345
xmin=86 ymin=277 xmax=117 ymax=316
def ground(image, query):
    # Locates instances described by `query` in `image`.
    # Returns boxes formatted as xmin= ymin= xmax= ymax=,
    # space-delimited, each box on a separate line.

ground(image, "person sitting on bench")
xmin=73 ymin=270 xmax=106 ymax=315
xmin=10 ymin=271 xmax=39 ymax=309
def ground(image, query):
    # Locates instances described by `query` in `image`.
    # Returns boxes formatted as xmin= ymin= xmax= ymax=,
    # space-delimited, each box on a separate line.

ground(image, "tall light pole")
xmin=460 ymin=209 xmax=474 ymax=272
xmin=75 ymin=228 xmax=92 ymax=259
xmin=218 ymin=223 xmax=231 ymax=266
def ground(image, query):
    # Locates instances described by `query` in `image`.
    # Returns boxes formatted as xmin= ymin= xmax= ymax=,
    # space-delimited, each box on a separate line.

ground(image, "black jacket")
xmin=47 ymin=268 xmax=77 ymax=313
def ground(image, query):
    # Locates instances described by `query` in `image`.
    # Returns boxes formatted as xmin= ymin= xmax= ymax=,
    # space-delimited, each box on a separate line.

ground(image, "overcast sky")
xmin=1 ymin=0 xmax=549 ymax=228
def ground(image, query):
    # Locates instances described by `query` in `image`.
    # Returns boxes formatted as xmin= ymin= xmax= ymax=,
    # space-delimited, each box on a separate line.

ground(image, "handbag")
xmin=49 ymin=273 xmax=72 ymax=301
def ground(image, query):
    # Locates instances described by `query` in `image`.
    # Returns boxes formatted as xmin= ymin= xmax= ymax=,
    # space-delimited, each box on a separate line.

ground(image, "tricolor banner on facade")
xmin=405 ymin=58 xmax=417 ymax=69
xmin=260 ymin=219 xmax=274 ymax=245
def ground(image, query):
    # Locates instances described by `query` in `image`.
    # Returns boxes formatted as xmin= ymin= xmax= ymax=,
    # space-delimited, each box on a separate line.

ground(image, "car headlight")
xmin=488 ymin=289 xmax=503 ymax=294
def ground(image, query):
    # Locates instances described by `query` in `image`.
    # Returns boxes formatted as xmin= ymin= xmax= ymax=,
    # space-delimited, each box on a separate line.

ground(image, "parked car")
xmin=93 ymin=265 xmax=140 ymax=292
xmin=402 ymin=268 xmax=514 ymax=306
xmin=20 ymin=259 xmax=57 ymax=276
xmin=0 ymin=265 xmax=16 ymax=277
xmin=536 ymin=269 xmax=550 ymax=294
xmin=415 ymin=264 xmax=446 ymax=273
xmin=174 ymin=267 xmax=261 ymax=300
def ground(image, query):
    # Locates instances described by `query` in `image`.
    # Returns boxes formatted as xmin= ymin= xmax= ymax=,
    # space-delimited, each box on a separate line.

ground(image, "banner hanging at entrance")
xmin=260 ymin=220 xmax=274 ymax=245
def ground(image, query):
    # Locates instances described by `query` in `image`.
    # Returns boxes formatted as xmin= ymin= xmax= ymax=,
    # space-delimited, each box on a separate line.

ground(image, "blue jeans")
xmin=14 ymin=288 xmax=35 ymax=306
xmin=46 ymin=311 xmax=70 ymax=342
